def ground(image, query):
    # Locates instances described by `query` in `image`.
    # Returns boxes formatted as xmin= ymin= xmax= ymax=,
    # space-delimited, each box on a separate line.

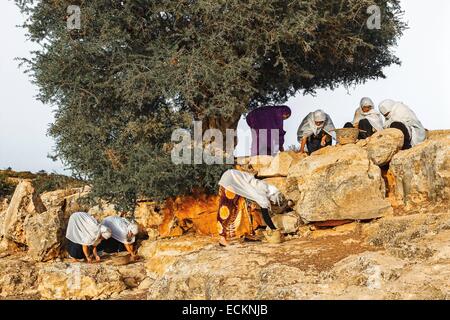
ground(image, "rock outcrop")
xmin=0 ymin=209 xmax=449 ymax=300
xmin=0 ymin=130 xmax=448 ymax=300
xmin=158 ymin=194 xmax=220 ymax=237
xmin=0 ymin=256 xmax=38 ymax=298
xmin=287 ymin=144 xmax=392 ymax=222
xmin=41 ymin=186 xmax=91 ymax=220
xmin=134 ymin=201 xmax=163 ymax=240
xmin=134 ymin=212 xmax=450 ymax=300
xmin=257 ymin=152 xmax=306 ymax=177
xmin=236 ymin=155 xmax=273 ymax=173
xmin=24 ymin=207 xmax=65 ymax=261
xmin=427 ymin=129 xmax=450 ymax=141
xmin=365 ymin=128 xmax=404 ymax=166
xmin=388 ymin=136 xmax=450 ymax=209
xmin=1 ymin=180 xmax=46 ymax=244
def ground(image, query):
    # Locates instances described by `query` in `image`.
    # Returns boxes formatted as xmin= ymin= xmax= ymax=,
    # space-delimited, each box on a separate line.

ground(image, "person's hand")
xmin=86 ymin=256 xmax=93 ymax=263
xmin=321 ymin=138 xmax=327 ymax=147
xmin=95 ymin=255 xmax=101 ymax=262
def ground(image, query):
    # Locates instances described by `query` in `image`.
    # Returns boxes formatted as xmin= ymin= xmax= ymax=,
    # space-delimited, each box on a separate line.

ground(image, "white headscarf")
xmin=378 ymin=99 xmax=426 ymax=146
xmin=66 ymin=212 xmax=110 ymax=246
xmin=297 ymin=109 xmax=335 ymax=139
xmin=100 ymin=225 xmax=112 ymax=239
xmin=101 ymin=216 xmax=138 ymax=244
xmin=353 ymin=97 xmax=384 ymax=132
xmin=218 ymin=169 xmax=281 ymax=209
xmin=378 ymin=99 xmax=396 ymax=117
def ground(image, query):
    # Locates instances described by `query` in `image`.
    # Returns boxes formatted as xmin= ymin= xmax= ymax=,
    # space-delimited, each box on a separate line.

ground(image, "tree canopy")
xmin=15 ymin=0 xmax=405 ymax=210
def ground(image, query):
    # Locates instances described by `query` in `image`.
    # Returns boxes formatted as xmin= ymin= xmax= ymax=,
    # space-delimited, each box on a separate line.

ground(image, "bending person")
xmin=99 ymin=216 xmax=139 ymax=261
xmin=246 ymin=105 xmax=292 ymax=156
xmin=217 ymin=169 xmax=283 ymax=246
xmin=65 ymin=211 xmax=112 ymax=263
xmin=379 ymin=99 xmax=426 ymax=149
xmin=344 ymin=97 xmax=384 ymax=139
xmin=297 ymin=109 xmax=335 ymax=154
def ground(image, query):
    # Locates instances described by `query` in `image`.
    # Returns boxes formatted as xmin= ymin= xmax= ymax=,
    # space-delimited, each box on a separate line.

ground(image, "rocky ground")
xmin=0 ymin=210 xmax=449 ymax=300
xmin=0 ymin=130 xmax=449 ymax=299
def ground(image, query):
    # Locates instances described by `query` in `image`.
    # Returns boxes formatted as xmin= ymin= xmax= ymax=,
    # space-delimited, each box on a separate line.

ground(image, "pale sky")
xmin=1 ymin=0 xmax=449 ymax=173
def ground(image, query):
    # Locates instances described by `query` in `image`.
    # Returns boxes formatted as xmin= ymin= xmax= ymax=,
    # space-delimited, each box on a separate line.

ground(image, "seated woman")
xmin=378 ymin=99 xmax=426 ymax=149
xmin=98 ymin=216 xmax=139 ymax=261
xmin=65 ymin=211 xmax=112 ymax=263
xmin=297 ymin=109 xmax=335 ymax=154
xmin=217 ymin=169 xmax=284 ymax=246
xmin=344 ymin=97 xmax=384 ymax=139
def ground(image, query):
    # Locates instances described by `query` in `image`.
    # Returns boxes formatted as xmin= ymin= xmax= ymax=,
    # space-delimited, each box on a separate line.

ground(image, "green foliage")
xmin=15 ymin=0 xmax=405 ymax=209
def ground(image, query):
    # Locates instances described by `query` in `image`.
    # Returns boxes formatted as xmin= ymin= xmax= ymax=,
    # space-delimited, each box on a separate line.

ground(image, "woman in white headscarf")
xmin=378 ymin=99 xmax=426 ymax=149
xmin=297 ymin=109 xmax=335 ymax=154
xmin=65 ymin=211 xmax=112 ymax=263
xmin=344 ymin=97 xmax=384 ymax=139
xmin=217 ymin=169 xmax=286 ymax=246
xmin=99 ymin=216 xmax=139 ymax=261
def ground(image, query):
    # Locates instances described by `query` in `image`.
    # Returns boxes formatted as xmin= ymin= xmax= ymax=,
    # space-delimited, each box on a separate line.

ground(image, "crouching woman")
xmin=216 ymin=169 xmax=284 ymax=246
xmin=98 ymin=216 xmax=139 ymax=261
xmin=65 ymin=211 xmax=112 ymax=263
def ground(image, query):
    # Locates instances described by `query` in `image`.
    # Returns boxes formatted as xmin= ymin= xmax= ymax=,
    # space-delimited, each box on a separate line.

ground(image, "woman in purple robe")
xmin=246 ymin=105 xmax=292 ymax=156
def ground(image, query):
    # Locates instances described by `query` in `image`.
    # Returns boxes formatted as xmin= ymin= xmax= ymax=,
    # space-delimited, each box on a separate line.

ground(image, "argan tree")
xmin=15 ymin=0 xmax=405 ymax=209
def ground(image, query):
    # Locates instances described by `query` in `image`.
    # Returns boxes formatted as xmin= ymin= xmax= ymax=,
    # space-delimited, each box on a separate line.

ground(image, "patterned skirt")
xmin=216 ymin=186 xmax=264 ymax=240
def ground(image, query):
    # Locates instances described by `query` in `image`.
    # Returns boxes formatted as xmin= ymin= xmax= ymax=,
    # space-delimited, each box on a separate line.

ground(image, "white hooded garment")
xmin=66 ymin=212 xmax=108 ymax=246
xmin=353 ymin=97 xmax=384 ymax=132
xmin=297 ymin=109 xmax=335 ymax=140
xmin=101 ymin=216 xmax=138 ymax=245
xmin=379 ymin=99 xmax=426 ymax=147
xmin=218 ymin=169 xmax=281 ymax=209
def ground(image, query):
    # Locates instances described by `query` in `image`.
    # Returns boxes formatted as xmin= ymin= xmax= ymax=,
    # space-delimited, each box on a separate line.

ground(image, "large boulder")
xmin=426 ymin=129 xmax=450 ymax=141
xmin=366 ymin=128 xmax=404 ymax=166
xmin=40 ymin=186 xmax=91 ymax=223
xmin=287 ymin=144 xmax=392 ymax=223
xmin=236 ymin=155 xmax=273 ymax=173
xmin=40 ymin=188 xmax=84 ymax=209
xmin=1 ymin=180 xmax=46 ymax=244
xmin=258 ymin=152 xmax=306 ymax=177
xmin=23 ymin=207 xmax=65 ymax=262
xmin=388 ymin=136 xmax=450 ymax=209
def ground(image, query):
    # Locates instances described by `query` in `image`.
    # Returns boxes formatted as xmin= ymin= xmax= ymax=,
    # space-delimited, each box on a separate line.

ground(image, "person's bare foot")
xmin=219 ymin=237 xmax=229 ymax=247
